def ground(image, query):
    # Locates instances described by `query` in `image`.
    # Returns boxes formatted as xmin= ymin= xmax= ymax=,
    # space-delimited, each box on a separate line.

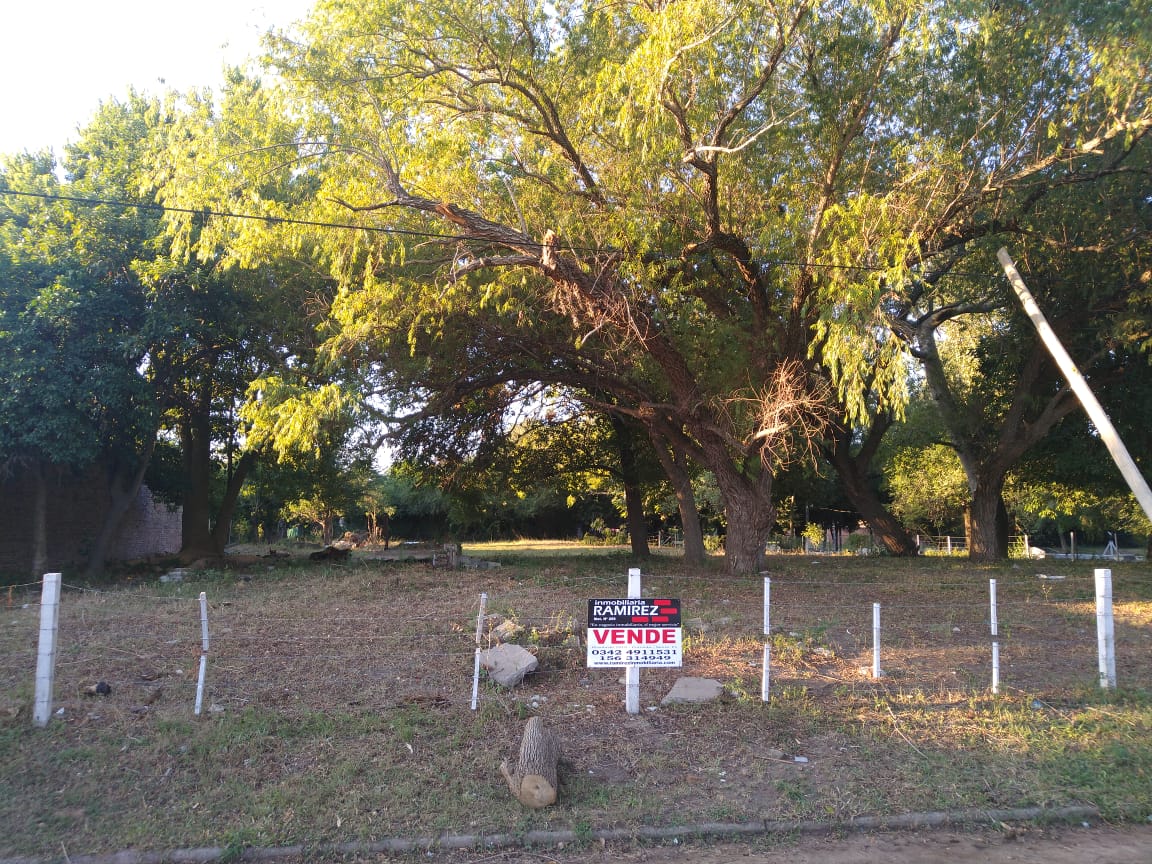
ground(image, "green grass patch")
xmin=1 ymin=548 xmax=1150 ymax=856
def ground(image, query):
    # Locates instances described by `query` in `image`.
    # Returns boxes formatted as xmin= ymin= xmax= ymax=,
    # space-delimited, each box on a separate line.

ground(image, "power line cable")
xmin=0 ymin=187 xmax=460 ymax=243
xmin=6 ymin=186 xmax=1142 ymax=303
xmin=0 ymin=187 xmax=1014 ymax=280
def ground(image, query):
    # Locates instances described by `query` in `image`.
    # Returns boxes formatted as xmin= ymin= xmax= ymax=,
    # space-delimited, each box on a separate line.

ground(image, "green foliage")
xmin=1007 ymin=479 xmax=1152 ymax=544
xmin=1008 ymin=481 xmax=1112 ymax=538
xmin=24 ymin=0 xmax=1131 ymax=569
xmin=0 ymin=136 xmax=155 ymax=477
xmin=844 ymin=532 xmax=877 ymax=554
xmin=801 ymin=523 xmax=826 ymax=550
xmin=0 ymin=85 xmax=351 ymax=562
xmin=278 ymin=0 xmax=1147 ymax=564
xmin=580 ymin=517 xmax=628 ymax=547
xmin=884 ymin=444 xmax=969 ymax=534
xmin=241 ymin=378 xmax=360 ymax=466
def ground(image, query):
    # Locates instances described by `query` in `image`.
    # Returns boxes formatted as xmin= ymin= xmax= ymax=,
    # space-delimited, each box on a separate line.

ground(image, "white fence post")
xmin=989 ymin=579 xmax=1000 ymax=694
xmin=872 ymin=602 xmax=882 ymax=679
xmin=471 ymin=592 xmax=488 ymax=711
xmin=1095 ymin=569 xmax=1117 ymax=689
xmin=761 ymin=575 xmax=771 ymax=701
xmin=33 ymin=573 xmax=62 ymax=727
xmin=626 ymin=568 xmax=641 ymax=714
xmin=194 ymin=592 xmax=210 ymax=716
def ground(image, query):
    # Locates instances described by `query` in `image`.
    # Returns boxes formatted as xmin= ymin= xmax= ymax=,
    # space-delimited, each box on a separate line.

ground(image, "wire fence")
xmin=913 ymin=533 xmax=1146 ymax=560
xmin=3 ymin=563 xmax=1150 ymax=726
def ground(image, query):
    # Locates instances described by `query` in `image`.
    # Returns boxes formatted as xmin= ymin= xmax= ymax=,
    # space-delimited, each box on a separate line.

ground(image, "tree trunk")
xmin=966 ymin=478 xmax=1011 ymax=561
xmin=844 ymin=484 xmax=916 ymax=555
xmin=180 ymin=410 xmax=256 ymax=560
xmin=84 ymin=436 xmax=158 ymax=579
xmin=612 ymin=417 xmax=650 ymax=558
xmin=724 ymin=496 xmax=775 ymax=574
xmin=825 ymin=418 xmax=917 ymax=555
xmin=499 ymin=716 xmax=559 ymax=808
xmin=650 ymin=431 xmax=706 ymax=565
xmin=210 ymin=451 xmax=255 ymax=552
xmin=179 ymin=401 xmax=256 ymax=561
xmin=179 ymin=414 xmax=216 ymax=561
xmin=29 ymin=459 xmax=48 ymax=579
xmin=84 ymin=467 xmax=141 ymax=579
xmin=717 ymin=469 xmax=776 ymax=575
xmin=914 ymin=325 xmax=1082 ymax=564
xmin=622 ymin=476 xmax=650 ymax=557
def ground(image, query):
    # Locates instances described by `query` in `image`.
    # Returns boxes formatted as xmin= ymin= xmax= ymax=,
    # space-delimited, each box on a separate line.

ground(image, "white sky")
xmin=0 ymin=0 xmax=316 ymax=158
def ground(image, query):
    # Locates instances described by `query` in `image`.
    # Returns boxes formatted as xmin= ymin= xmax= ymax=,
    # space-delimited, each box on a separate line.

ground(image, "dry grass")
xmin=1 ymin=549 xmax=1150 ymax=858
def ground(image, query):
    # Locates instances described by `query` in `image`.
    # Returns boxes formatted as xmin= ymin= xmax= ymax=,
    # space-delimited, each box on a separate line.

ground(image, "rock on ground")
xmin=660 ymin=677 xmax=724 ymax=705
xmin=480 ymin=643 xmax=539 ymax=687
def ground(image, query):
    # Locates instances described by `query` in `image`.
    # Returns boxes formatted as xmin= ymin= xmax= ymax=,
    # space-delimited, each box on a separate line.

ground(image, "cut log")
xmin=499 ymin=716 xmax=559 ymax=808
xmin=308 ymin=545 xmax=350 ymax=562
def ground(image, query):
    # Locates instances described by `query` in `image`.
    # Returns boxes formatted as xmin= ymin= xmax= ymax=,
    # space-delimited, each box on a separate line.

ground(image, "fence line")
xmin=470 ymin=592 xmax=488 ymax=710
xmin=7 ymin=565 xmax=1147 ymax=726
xmin=1096 ymin=568 xmax=1117 ymax=689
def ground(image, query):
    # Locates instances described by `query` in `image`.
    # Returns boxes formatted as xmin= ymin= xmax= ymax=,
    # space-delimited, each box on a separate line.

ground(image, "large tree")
xmin=4 ymin=84 xmax=335 ymax=567
xmin=888 ymin=147 xmax=1152 ymax=559
xmin=148 ymin=77 xmax=337 ymax=560
xmin=872 ymin=0 xmax=1152 ymax=559
xmin=0 ymin=105 xmax=162 ymax=577
xmin=172 ymin=0 xmax=1151 ymax=572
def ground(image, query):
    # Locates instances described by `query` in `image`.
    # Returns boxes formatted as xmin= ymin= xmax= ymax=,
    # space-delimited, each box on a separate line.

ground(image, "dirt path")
xmin=535 ymin=824 xmax=1152 ymax=864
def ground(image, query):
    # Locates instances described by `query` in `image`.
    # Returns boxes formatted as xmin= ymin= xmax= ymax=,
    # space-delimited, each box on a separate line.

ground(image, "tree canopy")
xmin=177 ymin=0 xmax=1144 ymax=571
xmin=4 ymin=0 xmax=1150 ymax=572
xmin=0 ymin=98 xmax=166 ymax=575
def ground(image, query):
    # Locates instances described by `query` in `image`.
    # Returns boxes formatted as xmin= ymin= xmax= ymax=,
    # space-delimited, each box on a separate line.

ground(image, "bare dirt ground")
xmin=3 ymin=553 xmax=1150 ymax=861
xmin=526 ymin=824 xmax=1152 ymax=864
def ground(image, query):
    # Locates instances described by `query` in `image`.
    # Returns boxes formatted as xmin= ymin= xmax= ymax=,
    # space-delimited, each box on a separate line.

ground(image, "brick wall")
xmin=111 ymin=486 xmax=182 ymax=561
xmin=0 ymin=471 xmax=182 ymax=576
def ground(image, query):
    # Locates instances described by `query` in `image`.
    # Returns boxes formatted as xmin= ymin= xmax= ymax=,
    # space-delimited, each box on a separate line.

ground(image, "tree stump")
xmin=499 ymin=716 xmax=559 ymax=808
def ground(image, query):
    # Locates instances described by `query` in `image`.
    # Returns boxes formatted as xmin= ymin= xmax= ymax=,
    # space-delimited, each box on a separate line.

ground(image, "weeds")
xmin=1 ymin=551 xmax=1150 ymax=857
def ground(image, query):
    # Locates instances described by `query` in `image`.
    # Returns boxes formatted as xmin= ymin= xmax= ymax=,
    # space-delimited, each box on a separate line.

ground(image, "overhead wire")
xmin=0 ymin=187 xmax=462 ymax=243
xmin=0 ymin=186 xmax=1018 ymax=282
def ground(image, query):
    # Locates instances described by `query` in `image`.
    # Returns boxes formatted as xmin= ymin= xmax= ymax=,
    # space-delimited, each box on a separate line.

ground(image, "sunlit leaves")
xmin=884 ymin=443 xmax=969 ymax=532
xmin=241 ymin=376 xmax=360 ymax=465
xmin=135 ymin=0 xmax=1152 ymax=564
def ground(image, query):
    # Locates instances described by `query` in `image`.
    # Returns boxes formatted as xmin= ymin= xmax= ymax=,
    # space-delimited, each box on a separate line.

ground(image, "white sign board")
xmin=586 ymin=598 xmax=682 ymax=668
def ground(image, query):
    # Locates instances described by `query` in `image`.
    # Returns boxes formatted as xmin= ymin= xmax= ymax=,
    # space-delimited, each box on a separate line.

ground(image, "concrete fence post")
xmin=33 ymin=573 xmax=62 ymax=727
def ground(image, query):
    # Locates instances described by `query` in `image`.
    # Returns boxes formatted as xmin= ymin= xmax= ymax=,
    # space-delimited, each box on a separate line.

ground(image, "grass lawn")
xmin=1 ymin=546 xmax=1150 ymax=858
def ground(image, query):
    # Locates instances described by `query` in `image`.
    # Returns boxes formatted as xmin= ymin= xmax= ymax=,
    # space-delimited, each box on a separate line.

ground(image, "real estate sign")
xmin=586 ymin=598 xmax=682 ymax=668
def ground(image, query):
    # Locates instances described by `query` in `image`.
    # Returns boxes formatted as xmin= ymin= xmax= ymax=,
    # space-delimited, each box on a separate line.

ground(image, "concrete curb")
xmin=0 ymin=805 xmax=1099 ymax=864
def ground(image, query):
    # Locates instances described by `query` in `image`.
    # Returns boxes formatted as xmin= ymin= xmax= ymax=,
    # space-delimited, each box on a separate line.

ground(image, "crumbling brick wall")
xmin=0 ymin=471 xmax=181 ymax=576
xmin=111 ymin=486 xmax=182 ymax=561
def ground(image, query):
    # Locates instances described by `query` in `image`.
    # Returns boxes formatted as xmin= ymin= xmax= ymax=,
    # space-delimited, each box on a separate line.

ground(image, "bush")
xmin=845 ymin=533 xmax=877 ymax=554
xmin=580 ymin=517 xmax=629 ymax=546
xmin=802 ymin=523 xmax=825 ymax=551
